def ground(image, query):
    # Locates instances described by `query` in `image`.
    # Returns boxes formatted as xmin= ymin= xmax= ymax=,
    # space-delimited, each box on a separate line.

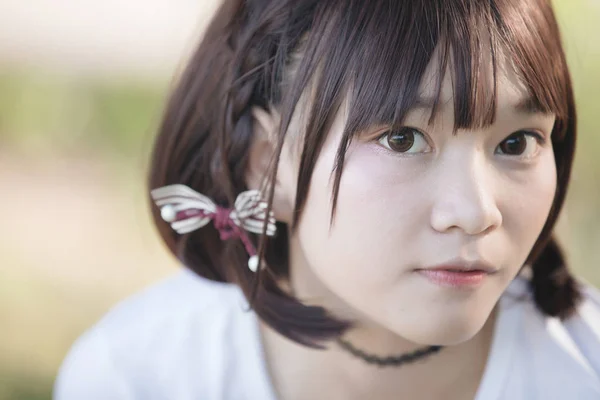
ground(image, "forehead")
xmin=418 ymin=45 xmax=534 ymax=117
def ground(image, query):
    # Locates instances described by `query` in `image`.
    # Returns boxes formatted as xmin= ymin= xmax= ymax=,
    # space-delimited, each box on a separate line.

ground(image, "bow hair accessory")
xmin=151 ymin=184 xmax=277 ymax=272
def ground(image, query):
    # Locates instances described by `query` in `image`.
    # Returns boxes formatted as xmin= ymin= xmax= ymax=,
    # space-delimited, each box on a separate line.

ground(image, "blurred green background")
xmin=0 ymin=1 xmax=598 ymax=399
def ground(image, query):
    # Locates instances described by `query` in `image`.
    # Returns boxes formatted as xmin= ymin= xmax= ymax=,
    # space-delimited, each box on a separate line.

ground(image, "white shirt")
xmin=54 ymin=269 xmax=600 ymax=399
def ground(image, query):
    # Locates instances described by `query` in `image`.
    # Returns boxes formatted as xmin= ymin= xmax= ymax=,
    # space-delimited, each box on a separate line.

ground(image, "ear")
xmin=247 ymin=106 xmax=295 ymax=223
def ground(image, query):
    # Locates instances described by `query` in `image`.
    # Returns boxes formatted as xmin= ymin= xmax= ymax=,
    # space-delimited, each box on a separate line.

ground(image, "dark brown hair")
xmin=149 ymin=0 xmax=581 ymax=347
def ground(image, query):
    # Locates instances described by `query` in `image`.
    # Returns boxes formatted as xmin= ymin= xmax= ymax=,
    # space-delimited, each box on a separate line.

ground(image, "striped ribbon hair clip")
xmin=151 ymin=184 xmax=277 ymax=272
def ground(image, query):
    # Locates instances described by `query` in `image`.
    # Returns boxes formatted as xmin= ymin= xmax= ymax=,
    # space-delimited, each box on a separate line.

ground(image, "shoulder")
xmin=497 ymin=277 xmax=600 ymax=399
xmin=83 ymin=269 xmax=247 ymax=356
xmin=561 ymin=283 xmax=600 ymax=375
xmin=54 ymin=270 xmax=254 ymax=399
xmin=91 ymin=268 xmax=244 ymax=338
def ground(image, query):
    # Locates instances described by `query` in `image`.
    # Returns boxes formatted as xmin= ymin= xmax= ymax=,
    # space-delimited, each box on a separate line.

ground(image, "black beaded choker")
xmin=336 ymin=338 xmax=443 ymax=367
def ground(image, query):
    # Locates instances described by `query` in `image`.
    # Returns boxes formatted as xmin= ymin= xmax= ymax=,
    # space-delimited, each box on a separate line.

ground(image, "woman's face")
xmin=276 ymin=57 xmax=557 ymax=346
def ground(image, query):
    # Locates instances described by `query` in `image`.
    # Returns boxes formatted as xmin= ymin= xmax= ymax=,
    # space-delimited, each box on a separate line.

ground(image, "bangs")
xmin=286 ymin=0 xmax=572 ymax=226
xmin=345 ymin=1 xmax=570 ymax=136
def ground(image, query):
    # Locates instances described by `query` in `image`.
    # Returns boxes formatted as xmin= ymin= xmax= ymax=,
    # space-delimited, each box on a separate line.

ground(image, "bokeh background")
xmin=0 ymin=1 xmax=598 ymax=398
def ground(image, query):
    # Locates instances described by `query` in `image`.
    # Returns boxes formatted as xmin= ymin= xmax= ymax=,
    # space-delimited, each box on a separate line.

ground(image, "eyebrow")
xmin=513 ymin=96 xmax=549 ymax=115
xmin=412 ymin=96 xmax=444 ymax=110
xmin=412 ymin=95 xmax=550 ymax=115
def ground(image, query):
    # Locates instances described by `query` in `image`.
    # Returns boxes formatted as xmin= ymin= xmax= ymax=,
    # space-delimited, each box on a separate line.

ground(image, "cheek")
xmin=295 ymin=142 xmax=424 ymax=293
xmin=500 ymin=152 xmax=557 ymax=264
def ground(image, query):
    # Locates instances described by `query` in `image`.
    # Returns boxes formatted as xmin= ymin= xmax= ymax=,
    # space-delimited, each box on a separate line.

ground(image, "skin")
xmin=247 ymin=50 xmax=558 ymax=399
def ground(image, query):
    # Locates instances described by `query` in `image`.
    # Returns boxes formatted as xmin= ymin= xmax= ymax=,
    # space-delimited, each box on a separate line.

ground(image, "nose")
xmin=430 ymin=152 xmax=502 ymax=236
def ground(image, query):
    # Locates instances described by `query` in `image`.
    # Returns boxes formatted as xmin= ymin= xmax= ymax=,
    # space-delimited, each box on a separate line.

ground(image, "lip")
xmin=415 ymin=259 xmax=497 ymax=288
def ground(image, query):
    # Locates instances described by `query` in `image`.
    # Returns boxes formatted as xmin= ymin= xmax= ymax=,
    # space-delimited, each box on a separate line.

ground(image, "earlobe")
xmin=246 ymin=106 xmax=294 ymax=224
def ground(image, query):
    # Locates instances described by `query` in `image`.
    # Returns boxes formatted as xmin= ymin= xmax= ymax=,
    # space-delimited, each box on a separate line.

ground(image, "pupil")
xmin=388 ymin=128 xmax=415 ymax=152
xmin=502 ymin=134 xmax=526 ymax=155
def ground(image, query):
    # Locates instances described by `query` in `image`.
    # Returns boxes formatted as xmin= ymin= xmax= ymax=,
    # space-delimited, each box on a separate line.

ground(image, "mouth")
xmin=415 ymin=259 xmax=497 ymax=288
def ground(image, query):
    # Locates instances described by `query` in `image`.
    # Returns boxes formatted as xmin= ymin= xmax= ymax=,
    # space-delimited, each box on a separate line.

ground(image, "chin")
xmin=392 ymin=308 xmax=492 ymax=346
xmin=427 ymin=325 xmax=484 ymax=346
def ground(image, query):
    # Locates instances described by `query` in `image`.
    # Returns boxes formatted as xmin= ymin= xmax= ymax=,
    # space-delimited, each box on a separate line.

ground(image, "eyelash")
xmin=494 ymin=130 xmax=547 ymax=160
xmin=375 ymin=128 xmax=547 ymax=159
xmin=376 ymin=127 xmax=432 ymax=155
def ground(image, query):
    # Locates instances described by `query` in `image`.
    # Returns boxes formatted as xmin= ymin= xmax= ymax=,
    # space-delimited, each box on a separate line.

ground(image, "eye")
xmin=495 ymin=131 xmax=545 ymax=158
xmin=378 ymin=127 xmax=432 ymax=154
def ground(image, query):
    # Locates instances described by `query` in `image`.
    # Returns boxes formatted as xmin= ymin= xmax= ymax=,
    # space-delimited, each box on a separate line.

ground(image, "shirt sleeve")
xmin=53 ymin=328 xmax=134 ymax=400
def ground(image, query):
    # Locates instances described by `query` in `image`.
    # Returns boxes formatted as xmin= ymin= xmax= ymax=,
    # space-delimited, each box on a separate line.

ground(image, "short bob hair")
xmin=149 ymin=0 xmax=580 ymax=347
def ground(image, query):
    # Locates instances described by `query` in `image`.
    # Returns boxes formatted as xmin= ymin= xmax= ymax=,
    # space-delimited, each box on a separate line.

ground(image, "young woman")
xmin=55 ymin=0 xmax=600 ymax=399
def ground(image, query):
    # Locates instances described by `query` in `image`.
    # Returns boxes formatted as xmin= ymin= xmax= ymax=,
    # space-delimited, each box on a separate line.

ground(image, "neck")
xmin=260 ymin=309 xmax=496 ymax=400
xmin=258 ymin=237 xmax=498 ymax=400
